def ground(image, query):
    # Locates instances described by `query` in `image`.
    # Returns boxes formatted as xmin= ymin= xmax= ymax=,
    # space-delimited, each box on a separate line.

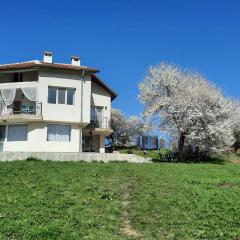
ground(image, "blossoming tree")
xmin=139 ymin=63 xmax=235 ymax=159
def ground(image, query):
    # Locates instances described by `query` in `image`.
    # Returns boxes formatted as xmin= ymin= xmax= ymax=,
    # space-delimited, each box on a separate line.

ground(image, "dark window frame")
xmin=48 ymin=87 xmax=57 ymax=104
xmin=48 ymin=86 xmax=75 ymax=105
xmin=67 ymin=88 xmax=75 ymax=105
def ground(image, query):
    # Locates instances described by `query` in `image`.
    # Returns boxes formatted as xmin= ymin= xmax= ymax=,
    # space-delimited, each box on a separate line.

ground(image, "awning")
xmin=0 ymin=81 xmax=38 ymax=106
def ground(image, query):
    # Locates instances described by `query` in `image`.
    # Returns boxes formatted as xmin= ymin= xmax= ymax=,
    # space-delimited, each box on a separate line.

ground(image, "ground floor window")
xmin=7 ymin=125 xmax=28 ymax=141
xmin=47 ymin=124 xmax=71 ymax=142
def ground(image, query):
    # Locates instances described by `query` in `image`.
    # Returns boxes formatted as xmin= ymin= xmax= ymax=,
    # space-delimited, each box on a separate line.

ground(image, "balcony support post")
xmin=79 ymin=128 xmax=83 ymax=152
xmin=99 ymin=134 xmax=105 ymax=153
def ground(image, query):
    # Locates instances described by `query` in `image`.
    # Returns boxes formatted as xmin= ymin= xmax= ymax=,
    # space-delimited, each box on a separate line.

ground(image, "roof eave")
xmin=0 ymin=62 xmax=99 ymax=73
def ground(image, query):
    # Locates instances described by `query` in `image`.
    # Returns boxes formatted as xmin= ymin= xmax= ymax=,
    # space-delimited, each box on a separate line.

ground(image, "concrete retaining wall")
xmin=0 ymin=152 xmax=152 ymax=163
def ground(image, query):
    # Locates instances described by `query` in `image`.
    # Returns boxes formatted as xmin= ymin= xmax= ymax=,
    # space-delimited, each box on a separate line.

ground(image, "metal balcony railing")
xmin=90 ymin=116 xmax=110 ymax=129
xmin=0 ymin=101 xmax=42 ymax=116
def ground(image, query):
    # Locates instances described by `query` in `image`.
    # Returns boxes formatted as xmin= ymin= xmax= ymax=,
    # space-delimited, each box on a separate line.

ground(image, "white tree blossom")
xmin=107 ymin=108 xmax=130 ymax=148
xmin=139 ymin=63 xmax=235 ymax=158
xmin=107 ymin=109 xmax=152 ymax=148
xmin=128 ymin=116 xmax=152 ymax=138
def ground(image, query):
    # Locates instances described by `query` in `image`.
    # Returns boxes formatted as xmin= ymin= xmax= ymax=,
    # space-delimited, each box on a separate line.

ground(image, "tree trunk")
xmin=178 ymin=134 xmax=185 ymax=161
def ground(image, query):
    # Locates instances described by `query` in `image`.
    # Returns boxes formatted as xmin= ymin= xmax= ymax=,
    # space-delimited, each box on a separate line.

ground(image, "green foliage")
xmin=0 ymin=161 xmax=240 ymax=239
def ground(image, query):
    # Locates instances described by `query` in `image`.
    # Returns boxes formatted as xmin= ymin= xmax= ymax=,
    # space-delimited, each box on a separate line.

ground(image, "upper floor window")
xmin=48 ymin=87 xmax=57 ymax=104
xmin=58 ymin=88 xmax=66 ymax=104
xmin=13 ymin=73 xmax=23 ymax=82
xmin=48 ymin=87 xmax=75 ymax=105
xmin=67 ymin=88 xmax=75 ymax=105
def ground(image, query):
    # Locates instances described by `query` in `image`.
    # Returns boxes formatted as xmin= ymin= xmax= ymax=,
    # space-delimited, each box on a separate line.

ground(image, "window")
xmin=19 ymin=73 xmax=23 ymax=82
xmin=13 ymin=73 xmax=23 ymax=82
xmin=14 ymin=73 xmax=18 ymax=82
xmin=48 ymin=87 xmax=57 ymax=104
xmin=67 ymin=88 xmax=75 ymax=105
xmin=8 ymin=125 xmax=28 ymax=141
xmin=47 ymin=124 xmax=71 ymax=142
xmin=48 ymin=87 xmax=75 ymax=105
xmin=0 ymin=126 xmax=6 ymax=142
xmin=58 ymin=88 xmax=66 ymax=104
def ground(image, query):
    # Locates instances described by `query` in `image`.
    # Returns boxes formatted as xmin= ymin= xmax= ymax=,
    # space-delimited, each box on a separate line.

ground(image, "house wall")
xmin=0 ymin=68 xmax=113 ymax=153
xmin=2 ymin=122 xmax=81 ymax=152
xmin=91 ymin=81 xmax=111 ymax=119
xmin=38 ymin=70 xmax=91 ymax=124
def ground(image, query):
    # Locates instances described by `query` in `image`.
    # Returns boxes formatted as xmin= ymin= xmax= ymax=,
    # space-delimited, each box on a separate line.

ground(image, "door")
xmin=13 ymin=101 xmax=21 ymax=114
xmin=91 ymin=106 xmax=103 ymax=128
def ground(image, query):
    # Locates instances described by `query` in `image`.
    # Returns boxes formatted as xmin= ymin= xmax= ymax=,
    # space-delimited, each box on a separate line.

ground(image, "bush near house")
xmin=1 ymin=161 xmax=240 ymax=239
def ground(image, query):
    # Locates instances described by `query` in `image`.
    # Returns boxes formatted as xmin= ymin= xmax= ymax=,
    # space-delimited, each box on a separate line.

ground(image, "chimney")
xmin=71 ymin=56 xmax=81 ymax=66
xmin=43 ymin=51 xmax=53 ymax=63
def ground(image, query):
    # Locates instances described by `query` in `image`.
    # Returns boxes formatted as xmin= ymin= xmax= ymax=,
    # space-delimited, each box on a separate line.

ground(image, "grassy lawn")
xmin=1 ymin=161 xmax=240 ymax=239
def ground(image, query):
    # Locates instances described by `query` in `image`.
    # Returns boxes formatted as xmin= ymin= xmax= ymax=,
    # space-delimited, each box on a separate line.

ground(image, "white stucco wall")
xmin=38 ymin=70 xmax=91 ymax=124
xmin=91 ymin=81 xmax=111 ymax=119
xmin=2 ymin=122 xmax=81 ymax=152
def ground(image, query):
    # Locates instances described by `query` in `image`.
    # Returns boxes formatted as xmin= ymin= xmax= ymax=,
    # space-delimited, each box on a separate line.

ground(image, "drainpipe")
xmin=79 ymin=70 xmax=85 ymax=152
xmin=80 ymin=70 xmax=84 ymax=123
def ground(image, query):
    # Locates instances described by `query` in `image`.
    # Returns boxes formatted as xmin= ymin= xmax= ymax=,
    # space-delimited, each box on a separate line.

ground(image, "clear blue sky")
xmin=0 ymin=0 xmax=239 ymax=116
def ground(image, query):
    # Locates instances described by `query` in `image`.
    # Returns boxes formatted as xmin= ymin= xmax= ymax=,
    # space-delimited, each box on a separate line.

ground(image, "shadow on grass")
xmin=152 ymin=156 xmax=226 ymax=165
xmin=25 ymin=157 xmax=42 ymax=161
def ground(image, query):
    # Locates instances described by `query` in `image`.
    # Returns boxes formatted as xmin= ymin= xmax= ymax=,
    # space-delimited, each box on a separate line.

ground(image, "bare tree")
xmin=139 ymin=63 xmax=234 ymax=159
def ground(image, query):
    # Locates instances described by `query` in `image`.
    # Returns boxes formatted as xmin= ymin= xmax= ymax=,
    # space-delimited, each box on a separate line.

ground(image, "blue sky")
xmin=0 ymin=0 xmax=239 ymax=116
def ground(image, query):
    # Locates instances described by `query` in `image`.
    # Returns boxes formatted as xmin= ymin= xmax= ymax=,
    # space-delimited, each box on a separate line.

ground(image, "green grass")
xmin=1 ymin=161 xmax=240 ymax=239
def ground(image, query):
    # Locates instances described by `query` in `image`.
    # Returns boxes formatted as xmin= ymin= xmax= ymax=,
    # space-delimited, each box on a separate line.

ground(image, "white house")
xmin=0 ymin=52 xmax=117 ymax=153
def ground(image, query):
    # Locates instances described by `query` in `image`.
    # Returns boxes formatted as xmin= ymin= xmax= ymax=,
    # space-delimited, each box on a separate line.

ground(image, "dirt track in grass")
xmin=122 ymin=186 xmax=140 ymax=237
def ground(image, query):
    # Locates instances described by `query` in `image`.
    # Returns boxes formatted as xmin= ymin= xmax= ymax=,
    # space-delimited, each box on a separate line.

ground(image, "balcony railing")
xmin=90 ymin=116 xmax=110 ymax=129
xmin=0 ymin=101 xmax=42 ymax=116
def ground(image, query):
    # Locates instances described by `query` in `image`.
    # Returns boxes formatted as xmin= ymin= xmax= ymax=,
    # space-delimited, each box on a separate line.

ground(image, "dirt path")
xmin=122 ymin=186 xmax=141 ymax=237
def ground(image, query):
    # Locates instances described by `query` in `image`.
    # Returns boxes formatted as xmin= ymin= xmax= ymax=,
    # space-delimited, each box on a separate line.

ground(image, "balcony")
xmin=0 ymin=82 xmax=42 ymax=122
xmin=83 ymin=116 xmax=112 ymax=135
xmin=90 ymin=116 xmax=110 ymax=129
xmin=0 ymin=101 xmax=42 ymax=122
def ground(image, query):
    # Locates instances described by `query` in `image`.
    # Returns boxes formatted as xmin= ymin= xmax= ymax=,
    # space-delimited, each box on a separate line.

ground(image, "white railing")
xmin=0 ymin=101 xmax=42 ymax=116
xmin=90 ymin=116 xmax=110 ymax=129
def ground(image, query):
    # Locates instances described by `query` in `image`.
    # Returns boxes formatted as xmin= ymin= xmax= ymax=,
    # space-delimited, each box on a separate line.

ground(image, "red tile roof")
xmin=0 ymin=61 xmax=117 ymax=101
xmin=0 ymin=61 xmax=99 ymax=73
